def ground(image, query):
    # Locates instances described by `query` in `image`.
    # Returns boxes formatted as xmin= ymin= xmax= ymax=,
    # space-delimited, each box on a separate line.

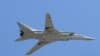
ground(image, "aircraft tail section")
xmin=16 ymin=22 xmax=35 ymax=41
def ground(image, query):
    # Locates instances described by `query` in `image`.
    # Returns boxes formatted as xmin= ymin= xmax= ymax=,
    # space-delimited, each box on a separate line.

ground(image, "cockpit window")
xmin=34 ymin=31 xmax=43 ymax=34
xmin=62 ymin=32 xmax=75 ymax=36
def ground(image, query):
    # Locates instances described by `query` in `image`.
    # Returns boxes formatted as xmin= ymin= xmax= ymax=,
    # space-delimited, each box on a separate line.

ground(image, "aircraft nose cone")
xmin=87 ymin=37 xmax=95 ymax=40
xmin=84 ymin=36 xmax=95 ymax=40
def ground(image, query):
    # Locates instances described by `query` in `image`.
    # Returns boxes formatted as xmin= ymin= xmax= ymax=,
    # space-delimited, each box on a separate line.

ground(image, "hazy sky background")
xmin=0 ymin=0 xmax=100 ymax=56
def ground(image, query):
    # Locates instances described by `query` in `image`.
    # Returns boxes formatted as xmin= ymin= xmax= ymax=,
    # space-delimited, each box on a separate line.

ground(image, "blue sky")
xmin=0 ymin=0 xmax=100 ymax=56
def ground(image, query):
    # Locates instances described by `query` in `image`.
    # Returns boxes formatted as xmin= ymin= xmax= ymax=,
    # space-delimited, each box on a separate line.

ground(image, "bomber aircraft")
xmin=16 ymin=13 xmax=94 ymax=55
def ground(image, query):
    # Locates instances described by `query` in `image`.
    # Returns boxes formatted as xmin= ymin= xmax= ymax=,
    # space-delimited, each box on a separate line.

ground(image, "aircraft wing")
xmin=45 ymin=13 xmax=54 ymax=28
xmin=26 ymin=40 xmax=48 ymax=55
xmin=44 ymin=13 xmax=60 ymax=34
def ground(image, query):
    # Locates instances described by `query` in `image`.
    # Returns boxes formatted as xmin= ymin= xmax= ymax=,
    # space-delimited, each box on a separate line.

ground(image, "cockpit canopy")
xmin=62 ymin=32 xmax=75 ymax=36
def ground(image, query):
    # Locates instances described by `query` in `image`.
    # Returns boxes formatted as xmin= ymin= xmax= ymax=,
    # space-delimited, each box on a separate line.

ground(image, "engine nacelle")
xmin=20 ymin=30 xmax=24 ymax=36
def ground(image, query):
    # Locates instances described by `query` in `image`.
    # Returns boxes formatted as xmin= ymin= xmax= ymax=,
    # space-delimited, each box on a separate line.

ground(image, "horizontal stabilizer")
xmin=15 ymin=37 xmax=27 ymax=41
xmin=17 ymin=22 xmax=34 ymax=33
xmin=17 ymin=22 xmax=35 ymax=39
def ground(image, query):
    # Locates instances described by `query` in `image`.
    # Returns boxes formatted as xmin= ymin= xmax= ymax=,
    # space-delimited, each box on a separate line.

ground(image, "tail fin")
xmin=16 ymin=22 xmax=35 ymax=41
